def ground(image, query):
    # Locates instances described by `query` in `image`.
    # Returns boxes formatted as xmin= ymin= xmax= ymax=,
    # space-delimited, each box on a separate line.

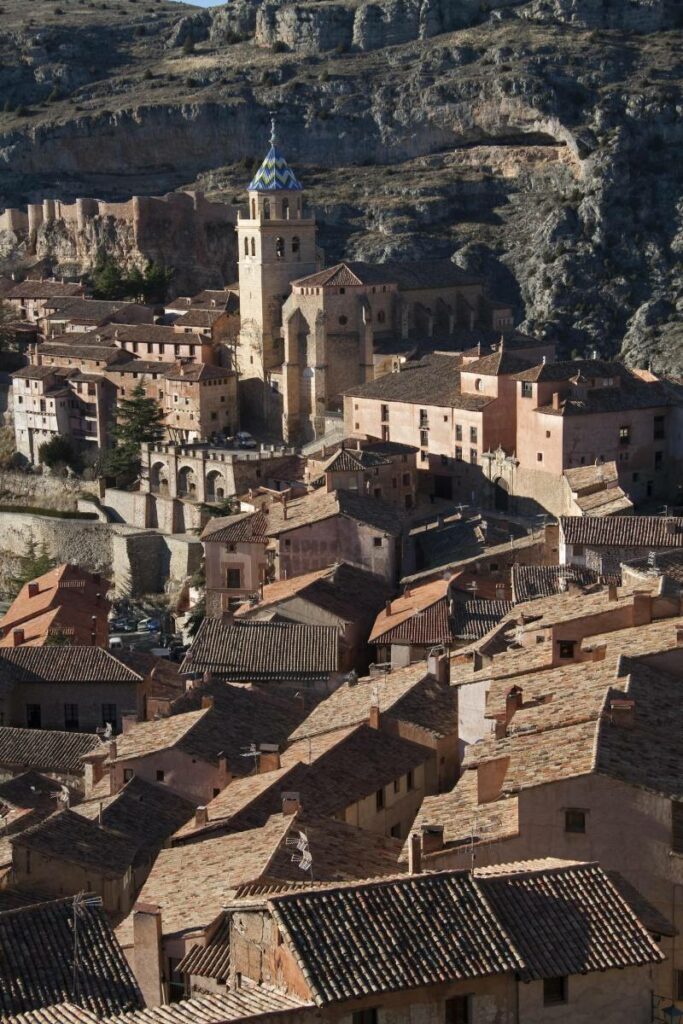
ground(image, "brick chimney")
xmin=632 ymin=590 xmax=652 ymax=626
xmin=121 ymin=712 xmax=138 ymax=734
xmin=201 ymin=695 xmax=214 ymax=709
xmin=12 ymin=628 xmax=24 ymax=647
xmin=27 ymin=581 xmax=39 ymax=598
xmin=408 ymin=831 xmax=422 ymax=875
xmin=496 ymin=685 xmax=523 ymax=738
xmin=552 ymin=391 xmax=561 ymax=411
xmin=609 ymin=698 xmax=636 ymax=729
xmin=259 ymin=743 xmax=280 ymax=773
xmin=282 ymin=791 xmax=301 ymax=816
xmin=477 ymin=756 xmax=510 ymax=804
xmin=421 ymin=824 xmax=444 ymax=855
xmin=369 ymin=703 xmax=380 ymax=730
xmin=108 ymin=740 xmax=117 ymax=760
xmin=133 ymin=904 xmax=164 ymax=1006
xmin=385 ymin=600 xmax=392 ymax=616
xmin=427 ymin=648 xmax=450 ymax=685
xmin=195 ymin=806 xmax=208 ymax=828
xmin=608 ymin=582 xmax=618 ymax=601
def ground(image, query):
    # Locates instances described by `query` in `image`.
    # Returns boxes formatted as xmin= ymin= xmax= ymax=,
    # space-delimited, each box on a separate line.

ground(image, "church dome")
xmin=248 ymin=122 xmax=303 ymax=192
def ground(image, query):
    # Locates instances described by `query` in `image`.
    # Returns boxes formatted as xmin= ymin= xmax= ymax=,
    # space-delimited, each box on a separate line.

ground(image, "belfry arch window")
xmin=244 ymin=237 xmax=249 ymax=257
xmin=282 ymin=198 xmax=290 ymax=219
xmin=292 ymin=236 xmax=300 ymax=258
xmin=275 ymin=237 xmax=285 ymax=259
xmin=263 ymin=199 xmax=271 ymax=220
xmin=250 ymin=237 xmax=256 ymax=256
xmin=251 ymin=199 xmax=256 ymax=219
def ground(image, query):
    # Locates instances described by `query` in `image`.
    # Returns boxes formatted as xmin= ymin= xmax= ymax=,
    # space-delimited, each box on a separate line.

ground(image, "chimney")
xmin=632 ymin=589 xmax=652 ymax=626
xmin=408 ymin=831 xmax=422 ymax=875
xmin=609 ymin=698 xmax=636 ymax=729
xmin=477 ymin=756 xmax=510 ymax=804
xmin=552 ymin=391 xmax=561 ymax=411
xmin=12 ymin=628 xmax=24 ymax=647
xmin=108 ymin=740 xmax=117 ymax=760
xmin=427 ymin=647 xmax=450 ymax=685
xmin=385 ymin=599 xmax=392 ymax=617
xmin=84 ymin=756 xmax=106 ymax=796
xmin=195 ymin=806 xmax=208 ymax=827
xmin=221 ymin=610 xmax=234 ymax=626
xmin=259 ymin=743 xmax=281 ymax=773
xmin=202 ymin=670 xmax=212 ymax=685
xmin=216 ymin=754 xmax=231 ymax=787
xmin=369 ymin=703 xmax=380 ymax=730
xmin=133 ymin=904 xmax=164 ymax=1006
xmin=591 ymin=643 xmax=607 ymax=663
xmin=608 ymin=582 xmax=618 ymax=601
xmin=421 ymin=824 xmax=444 ymax=855
xmin=201 ymin=695 xmax=214 ymax=710
xmin=504 ymin=685 xmax=523 ymax=734
xmin=121 ymin=712 xmax=138 ymax=734
xmin=27 ymin=581 xmax=39 ymax=598
xmin=282 ymin=791 xmax=301 ymax=816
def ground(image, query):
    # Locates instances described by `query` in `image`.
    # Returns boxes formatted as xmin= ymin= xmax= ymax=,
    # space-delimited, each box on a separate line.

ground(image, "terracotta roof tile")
xmin=0 ymin=896 xmax=142 ymax=1016
xmin=0 ymin=648 xmax=141 ymax=685
xmin=201 ymin=512 xmax=269 ymax=544
xmin=0 ymin=727 xmax=103 ymax=776
xmin=511 ymin=564 xmax=606 ymax=602
xmin=345 ymin=353 xmax=491 ymax=411
xmin=235 ymin=563 xmax=388 ymax=625
xmin=109 ymin=989 xmax=310 ymax=1024
xmin=561 ymin=515 xmax=683 ymax=548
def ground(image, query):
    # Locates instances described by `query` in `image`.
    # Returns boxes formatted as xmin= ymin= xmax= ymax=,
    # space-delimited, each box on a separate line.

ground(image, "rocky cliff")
xmin=0 ymin=0 xmax=680 ymax=370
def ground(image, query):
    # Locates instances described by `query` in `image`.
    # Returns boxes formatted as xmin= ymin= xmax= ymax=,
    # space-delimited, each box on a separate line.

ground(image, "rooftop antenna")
xmin=240 ymin=743 xmax=260 ymax=774
xmin=103 ymin=722 xmax=113 ymax=741
xmin=647 ymin=550 xmax=657 ymax=572
xmin=59 ymin=785 xmax=71 ymax=808
xmin=72 ymin=892 xmax=103 ymax=1006
xmin=286 ymin=829 xmax=313 ymax=879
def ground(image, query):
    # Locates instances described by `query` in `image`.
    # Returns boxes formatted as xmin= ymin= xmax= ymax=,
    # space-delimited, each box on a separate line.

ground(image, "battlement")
xmin=0 ymin=190 xmax=235 ymax=239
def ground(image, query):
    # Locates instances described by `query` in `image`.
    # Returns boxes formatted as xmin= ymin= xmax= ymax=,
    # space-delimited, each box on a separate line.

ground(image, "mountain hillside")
xmin=0 ymin=0 xmax=680 ymax=369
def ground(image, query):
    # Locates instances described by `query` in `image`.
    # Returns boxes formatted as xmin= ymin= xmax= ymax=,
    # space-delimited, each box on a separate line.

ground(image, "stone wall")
xmin=0 ymin=190 xmax=237 ymax=295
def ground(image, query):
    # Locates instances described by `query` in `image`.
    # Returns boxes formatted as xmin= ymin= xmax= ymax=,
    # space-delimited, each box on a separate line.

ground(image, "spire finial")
xmin=270 ymin=117 xmax=277 ymax=148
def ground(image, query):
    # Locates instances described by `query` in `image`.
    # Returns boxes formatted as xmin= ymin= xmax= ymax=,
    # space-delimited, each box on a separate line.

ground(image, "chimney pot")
xmin=427 ymin=647 xmax=450 ymax=685
xmin=259 ymin=743 xmax=281 ymax=773
xmin=216 ymin=754 xmax=231 ymax=787
xmin=552 ymin=391 xmax=561 ymax=410
xmin=385 ymin=599 xmax=392 ymax=616
xmin=12 ymin=628 xmax=24 ymax=647
xmin=408 ymin=831 xmax=422 ymax=874
xmin=109 ymin=740 xmax=117 ymax=760
xmin=609 ymin=698 xmax=636 ymax=729
xmin=369 ymin=703 xmax=380 ymax=730
xmin=201 ymin=695 xmax=214 ymax=709
xmin=27 ymin=582 xmax=39 ymax=598
xmin=195 ymin=806 xmax=208 ymax=827
xmin=121 ymin=712 xmax=138 ymax=734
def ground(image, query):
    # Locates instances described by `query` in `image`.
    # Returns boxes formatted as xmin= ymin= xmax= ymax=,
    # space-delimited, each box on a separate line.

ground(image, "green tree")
xmin=38 ymin=435 xmax=81 ymax=473
xmin=104 ymin=381 xmax=166 ymax=483
xmin=9 ymin=541 xmax=56 ymax=597
xmin=44 ymin=629 xmax=72 ymax=646
xmin=140 ymin=261 xmax=173 ymax=304
xmin=91 ymin=253 xmax=126 ymax=300
xmin=0 ymin=300 xmax=15 ymax=352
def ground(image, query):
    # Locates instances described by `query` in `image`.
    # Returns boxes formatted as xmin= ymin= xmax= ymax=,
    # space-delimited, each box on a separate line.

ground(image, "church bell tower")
xmin=236 ymin=122 xmax=318 ymax=382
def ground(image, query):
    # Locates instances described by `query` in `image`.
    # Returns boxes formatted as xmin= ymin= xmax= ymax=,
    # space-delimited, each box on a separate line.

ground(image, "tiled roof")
xmin=290 ymin=661 xmax=455 ymax=741
xmin=369 ymin=580 xmax=449 ymax=644
xmin=262 ymin=488 xmax=406 ymax=538
xmin=270 ymin=871 xmax=521 ymax=1004
xmin=513 ymin=359 xmax=627 ymax=383
xmin=172 ymin=766 xmax=299 ymax=840
xmin=345 ymin=353 xmax=491 ymax=411
xmin=478 ymin=861 xmax=664 ymax=980
xmin=173 ymin=308 xmax=225 ymax=328
xmin=0 ymin=895 xmax=143 ymax=1016
xmin=163 ymin=363 xmax=233 ymax=383
xmin=114 ymin=687 xmax=304 ymax=776
xmin=560 ymin=515 xmax=683 ymax=548
xmin=0 ymin=770 xmax=62 ymax=811
xmin=13 ymin=809 xmax=143 ymax=877
xmin=0 ymin=564 xmax=110 ymax=648
xmin=0 ymin=727 xmax=103 ymax=775
xmin=109 ymin=989 xmax=311 ymax=1024
xmin=270 ymin=864 xmax=661 ymax=1005
xmin=623 ymin=547 xmax=683 ymax=586
xmin=115 ymin=816 xmax=293 ymax=945
xmin=236 ymin=563 xmax=389 ymax=625
xmin=248 ymin=144 xmax=302 ymax=192
xmin=177 ymin=915 xmax=231 ymax=981
xmin=511 ymin=564 xmax=606 ymax=602
xmin=320 ymin=446 xmax=391 ymax=473
xmin=0 ymin=1003 xmax=99 ymax=1024
xmin=0 ymin=648 xmax=142 ymax=685
xmin=451 ymin=599 xmax=513 ymax=641
xmin=461 ymin=350 xmax=533 ymax=376
xmin=181 ymin=619 xmax=339 ymax=683
xmin=7 ymin=282 xmax=82 ymax=300
xmin=292 ymin=264 xmax=365 ymax=289
xmin=200 ymin=511 xmax=269 ymax=544
xmin=294 ymin=260 xmax=479 ymax=291
xmin=411 ymin=769 xmax=520 ymax=850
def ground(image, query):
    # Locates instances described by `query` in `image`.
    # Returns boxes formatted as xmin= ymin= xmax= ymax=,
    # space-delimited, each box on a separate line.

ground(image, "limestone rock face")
xmin=0 ymin=0 xmax=680 ymax=370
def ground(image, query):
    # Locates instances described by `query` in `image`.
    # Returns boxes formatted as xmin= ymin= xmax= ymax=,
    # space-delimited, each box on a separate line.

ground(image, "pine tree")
xmin=9 ymin=541 xmax=56 ymax=597
xmin=91 ymin=254 xmax=126 ymax=300
xmin=105 ymin=381 xmax=166 ymax=482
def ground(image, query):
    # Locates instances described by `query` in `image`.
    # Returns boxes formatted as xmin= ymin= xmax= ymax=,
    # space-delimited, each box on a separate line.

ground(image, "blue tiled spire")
xmin=248 ymin=118 xmax=303 ymax=192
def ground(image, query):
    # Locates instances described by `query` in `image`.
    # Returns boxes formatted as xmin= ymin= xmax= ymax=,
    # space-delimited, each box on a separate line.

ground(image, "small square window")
xmin=373 ymin=537 xmax=383 ymax=548
xmin=558 ymin=640 xmax=576 ymax=659
xmin=545 ymin=430 xmax=551 ymax=438
xmin=156 ymin=769 xmax=165 ymax=783
xmin=543 ymin=977 xmax=567 ymax=1006
xmin=445 ymin=996 xmax=469 ymax=1024
xmin=390 ymin=823 xmax=402 ymax=838
xmin=123 ymin=769 xmax=134 ymax=782
xmin=375 ymin=788 xmax=385 ymax=811
xmin=537 ymin=452 xmax=543 ymax=462
xmin=565 ymin=809 xmax=586 ymax=834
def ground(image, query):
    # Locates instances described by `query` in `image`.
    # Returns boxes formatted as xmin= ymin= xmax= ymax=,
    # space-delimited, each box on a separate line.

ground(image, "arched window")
xmin=251 ymin=237 xmax=256 ymax=256
xmin=263 ymin=199 xmax=271 ymax=220
xmin=244 ymin=237 xmax=249 ymax=257
xmin=292 ymin=236 xmax=300 ymax=258
xmin=276 ymin=237 xmax=285 ymax=259
xmin=475 ymin=378 xmax=482 ymax=392
xmin=297 ymin=198 xmax=302 ymax=216
xmin=251 ymin=198 xmax=256 ymax=219
xmin=377 ymin=310 xmax=386 ymax=324
xmin=282 ymin=198 xmax=290 ymax=220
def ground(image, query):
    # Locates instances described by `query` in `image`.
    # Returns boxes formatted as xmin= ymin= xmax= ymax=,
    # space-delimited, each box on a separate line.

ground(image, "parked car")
xmin=236 ymin=431 xmax=258 ymax=449
xmin=137 ymin=617 xmax=162 ymax=633
xmin=111 ymin=618 xmax=138 ymax=633
xmin=108 ymin=636 xmax=124 ymax=651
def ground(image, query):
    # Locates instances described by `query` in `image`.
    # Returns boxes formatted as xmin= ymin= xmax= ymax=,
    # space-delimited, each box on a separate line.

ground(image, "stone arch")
xmin=150 ymin=461 xmax=169 ymax=495
xmin=177 ymin=465 xmax=197 ymax=498
xmin=206 ymin=470 xmax=227 ymax=503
